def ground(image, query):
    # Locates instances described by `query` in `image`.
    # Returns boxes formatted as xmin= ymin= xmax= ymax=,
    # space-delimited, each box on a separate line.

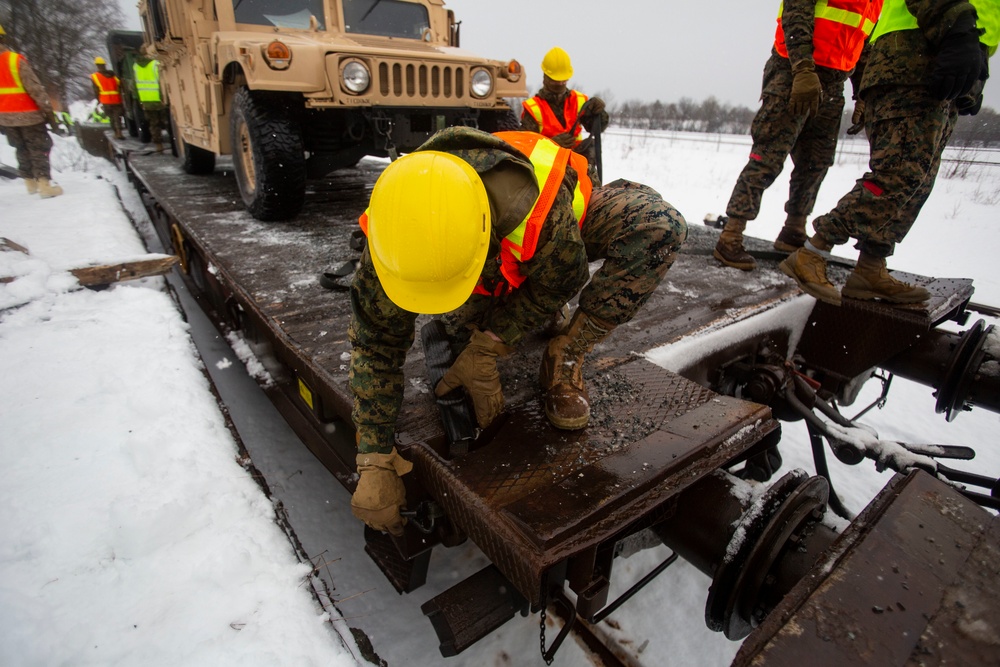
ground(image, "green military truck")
xmin=106 ymin=30 xmax=153 ymax=143
xmin=138 ymin=0 xmax=528 ymax=221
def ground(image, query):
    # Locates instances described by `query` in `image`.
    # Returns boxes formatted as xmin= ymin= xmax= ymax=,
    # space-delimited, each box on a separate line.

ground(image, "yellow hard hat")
xmin=94 ymin=56 xmax=106 ymax=65
xmin=367 ymin=151 xmax=491 ymax=314
xmin=541 ymin=47 xmax=573 ymax=81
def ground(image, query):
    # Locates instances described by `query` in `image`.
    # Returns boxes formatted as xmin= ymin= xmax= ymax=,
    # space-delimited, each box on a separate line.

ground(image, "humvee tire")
xmin=230 ymin=87 xmax=307 ymax=222
xmin=172 ymin=109 xmax=215 ymax=175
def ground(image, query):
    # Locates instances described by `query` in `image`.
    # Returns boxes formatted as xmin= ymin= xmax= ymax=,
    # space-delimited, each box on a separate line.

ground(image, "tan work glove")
xmin=789 ymin=60 xmax=822 ymax=117
xmin=846 ymin=100 xmax=865 ymax=135
xmin=435 ymin=328 xmax=514 ymax=428
xmin=550 ymin=132 xmax=577 ymax=148
xmin=351 ymin=448 xmax=413 ymax=536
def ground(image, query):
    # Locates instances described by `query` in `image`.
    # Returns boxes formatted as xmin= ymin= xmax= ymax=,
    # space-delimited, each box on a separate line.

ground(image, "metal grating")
xmin=378 ymin=61 xmax=466 ymax=100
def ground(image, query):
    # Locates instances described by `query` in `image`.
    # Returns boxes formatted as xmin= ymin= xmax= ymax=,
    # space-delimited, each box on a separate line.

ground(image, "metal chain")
xmin=539 ymin=604 xmax=554 ymax=665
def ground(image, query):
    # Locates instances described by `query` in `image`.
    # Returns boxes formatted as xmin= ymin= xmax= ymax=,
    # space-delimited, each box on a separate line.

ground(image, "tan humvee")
xmin=138 ymin=0 xmax=527 ymax=220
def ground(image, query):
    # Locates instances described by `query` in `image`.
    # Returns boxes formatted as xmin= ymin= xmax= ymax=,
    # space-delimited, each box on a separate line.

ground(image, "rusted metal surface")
xmin=733 ymin=470 xmax=1000 ymax=666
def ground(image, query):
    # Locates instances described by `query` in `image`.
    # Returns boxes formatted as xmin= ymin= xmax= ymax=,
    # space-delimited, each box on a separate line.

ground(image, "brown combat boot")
xmin=773 ymin=214 xmax=808 ymax=252
xmin=539 ymin=310 xmax=614 ymax=430
xmin=842 ymin=252 xmax=930 ymax=304
xmin=713 ymin=217 xmax=756 ymax=270
xmin=779 ymin=242 xmax=841 ymax=306
xmin=37 ymin=178 xmax=63 ymax=198
xmin=24 ymin=178 xmax=38 ymax=195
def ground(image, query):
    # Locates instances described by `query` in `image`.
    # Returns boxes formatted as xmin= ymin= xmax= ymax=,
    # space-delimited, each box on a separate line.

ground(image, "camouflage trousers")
xmin=104 ymin=104 xmax=124 ymax=137
xmin=446 ymin=179 xmax=688 ymax=339
xmin=2 ymin=123 xmax=52 ymax=179
xmin=143 ymin=106 xmax=168 ymax=144
xmin=813 ymin=86 xmax=958 ymax=258
xmin=727 ymin=54 xmax=846 ymax=221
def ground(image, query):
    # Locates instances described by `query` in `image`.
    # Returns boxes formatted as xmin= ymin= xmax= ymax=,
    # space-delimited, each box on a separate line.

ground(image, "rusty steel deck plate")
xmin=733 ymin=470 xmax=1000 ymax=666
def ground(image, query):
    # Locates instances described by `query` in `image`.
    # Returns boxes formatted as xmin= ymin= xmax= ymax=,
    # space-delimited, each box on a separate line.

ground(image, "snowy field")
xmin=1 ymin=124 xmax=998 ymax=667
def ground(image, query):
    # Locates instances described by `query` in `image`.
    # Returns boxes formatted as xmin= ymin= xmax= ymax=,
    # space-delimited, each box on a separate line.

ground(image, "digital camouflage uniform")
xmin=349 ymin=127 xmax=687 ymax=454
xmin=0 ymin=45 xmax=55 ymax=180
xmin=812 ymin=0 xmax=994 ymax=258
xmin=726 ymin=0 xmax=853 ymax=222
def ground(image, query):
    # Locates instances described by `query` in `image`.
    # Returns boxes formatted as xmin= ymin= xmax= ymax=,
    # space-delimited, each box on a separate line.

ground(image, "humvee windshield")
xmin=343 ymin=0 xmax=430 ymax=39
xmin=232 ymin=0 xmax=326 ymax=30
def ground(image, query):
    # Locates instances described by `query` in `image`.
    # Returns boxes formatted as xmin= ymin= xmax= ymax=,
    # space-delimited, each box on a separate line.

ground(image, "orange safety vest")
xmin=0 ymin=51 xmax=41 ymax=114
xmin=473 ymin=131 xmax=593 ymax=296
xmin=521 ymin=90 xmax=588 ymax=143
xmin=774 ymin=0 xmax=883 ymax=72
xmin=91 ymin=71 xmax=122 ymax=105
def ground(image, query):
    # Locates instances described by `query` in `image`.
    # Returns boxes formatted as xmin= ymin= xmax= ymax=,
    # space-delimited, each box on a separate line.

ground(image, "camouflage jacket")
xmin=0 ymin=46 xmax=52 ymax=127
xmin=349 ymin=127 xmax=592 ymax=453
xmin=861 ymin=0 xmax=983 ymax=91
xmin=774 ymin=0 xmax=855 ymax=87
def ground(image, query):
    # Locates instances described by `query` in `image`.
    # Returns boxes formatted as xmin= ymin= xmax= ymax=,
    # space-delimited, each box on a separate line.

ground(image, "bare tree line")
xmin=0 ymin=0 xmax=124 ymax=110
xmin=605 ymin=93 xmax=1000 ymax=147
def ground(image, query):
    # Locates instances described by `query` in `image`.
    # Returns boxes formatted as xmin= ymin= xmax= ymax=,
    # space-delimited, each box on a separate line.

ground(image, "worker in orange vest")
xmin=714 ymin=0 xmax=883 ymax=271
xmin=0 ymin=23 xmax=63 ymax=197
xmin=521 ymin=47 xmax=609 ymax=182
xmin=91 ymin=56 xmax=124 ymax=139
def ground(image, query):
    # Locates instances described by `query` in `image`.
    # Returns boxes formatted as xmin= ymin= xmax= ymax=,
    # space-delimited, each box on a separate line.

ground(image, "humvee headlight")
xmin=263 ymin=41 xmax=292 ymax=70
xmin=470 ymin=69 xmax=493 ymax=98
xmin=342 ymin=60 xmax=370 ymax=94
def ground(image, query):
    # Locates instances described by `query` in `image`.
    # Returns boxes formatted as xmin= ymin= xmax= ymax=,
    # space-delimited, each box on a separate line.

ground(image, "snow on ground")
xmin=0 ymin=135 xmax=360 ymax=666
xmin=1 ymin=123 xmax=999 ymax=667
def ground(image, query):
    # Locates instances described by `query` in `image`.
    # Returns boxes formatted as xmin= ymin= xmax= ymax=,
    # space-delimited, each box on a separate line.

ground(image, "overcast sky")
xmin=116 ymin=0 xmax=1000 ymax=112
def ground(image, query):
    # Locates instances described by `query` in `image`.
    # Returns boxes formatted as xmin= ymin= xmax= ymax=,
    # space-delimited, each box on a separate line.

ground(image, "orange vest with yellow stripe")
xmin=474 ymin=131 xmax=592 ymax=296
xmin=521 ymin=91 xmax=588 ymax=143
xmin=0 ymin=51 xmax=41 ymax=114
xmin=358 ymin=132 xmax=593 ymax=298
xmin=774 ymin=0 xmax=883 ymax=72
xmin=91 ymin=71 xmax=122 ymax=105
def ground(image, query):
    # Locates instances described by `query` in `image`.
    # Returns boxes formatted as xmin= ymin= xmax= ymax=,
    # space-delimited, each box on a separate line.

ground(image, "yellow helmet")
xmin=94 ymin=56 xmax=106 ymax=65
xmin=541 ymin=47 xmax=573 ymax=81
xmin=367 ymin=151 xmax=491 ymax=314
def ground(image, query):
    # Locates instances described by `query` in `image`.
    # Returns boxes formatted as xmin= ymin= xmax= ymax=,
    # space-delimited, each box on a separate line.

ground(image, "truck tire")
xmin=231 ymin=87 xmax=306 ymax=221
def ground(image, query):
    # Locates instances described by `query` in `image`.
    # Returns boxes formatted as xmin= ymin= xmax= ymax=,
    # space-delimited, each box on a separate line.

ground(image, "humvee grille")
xmin=378 ymin=61 xmax=467 ymax=102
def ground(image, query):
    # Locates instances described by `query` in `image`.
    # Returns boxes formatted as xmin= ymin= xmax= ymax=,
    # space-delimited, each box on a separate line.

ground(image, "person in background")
xmin=348 ymin=127 xmax=687 ymax=535
xmin=780 ymin=0 xmax=996 ymax=306
xmin=521 ymin=46 xmax=609 ymax=182
xmin=91 ymin=56 xmax=123 ymax=140
xmin=714 ymin=0 xmax=883 ymax=271
xmin=0 ymin=23 xmax=63 ymax=198
xmin=134 ymin=54 xmax=167 ymax=152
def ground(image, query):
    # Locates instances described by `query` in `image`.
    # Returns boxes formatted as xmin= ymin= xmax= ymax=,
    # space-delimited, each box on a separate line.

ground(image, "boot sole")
xmin=544 ymin=408 xmax=590 ymax=431
xmin=778 ymin=259 xmax=842 ymax=306
xmin=712 ymin=248 xmax=756 ymax=272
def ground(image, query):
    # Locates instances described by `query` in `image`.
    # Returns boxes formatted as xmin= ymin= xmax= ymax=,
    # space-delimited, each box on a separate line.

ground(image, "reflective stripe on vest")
xmin=521 ymin=90 xmax=588 ymax=142
xmin=775 ymin=0 xmax=883 ymax=71
xmin=473 ymin=131 xmax=593 ymax=296
xmin=871 ymin=0 xmax=999 ymax=55
xmin=92 ymin=72 xmax=122 ymax=105
xmin=134 ymin=61 xmax=161 ymax=103
xmin=0 ymin=52 xmax=41 ymax=114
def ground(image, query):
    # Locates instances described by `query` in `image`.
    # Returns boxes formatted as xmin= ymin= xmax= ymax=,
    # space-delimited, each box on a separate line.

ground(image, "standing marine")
xmin=715 ymin=0 xmax=883 ymax=271
xmin=780 ymin=0 xmax=997 ymax=305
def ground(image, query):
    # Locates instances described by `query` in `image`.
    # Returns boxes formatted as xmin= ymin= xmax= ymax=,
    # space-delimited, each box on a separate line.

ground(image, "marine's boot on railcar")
xmin=841 ymin=252 xmax=930 ymax=304
xmin=779 ymin=241 xmax=841 ymax=306
xmin=539 ymin=309 xmax=614 ymax=430
xmin=24 ymin=178 xmax=38 ymax=195
xmin=713 ymin=216 xmax=757 ymax=271
xmin=773 ymin=214 xmax=808 ymax=252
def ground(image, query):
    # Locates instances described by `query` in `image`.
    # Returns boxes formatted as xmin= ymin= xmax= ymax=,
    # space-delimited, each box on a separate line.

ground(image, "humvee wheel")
xmin=231 ymin=87 xmax=306 ymax=221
